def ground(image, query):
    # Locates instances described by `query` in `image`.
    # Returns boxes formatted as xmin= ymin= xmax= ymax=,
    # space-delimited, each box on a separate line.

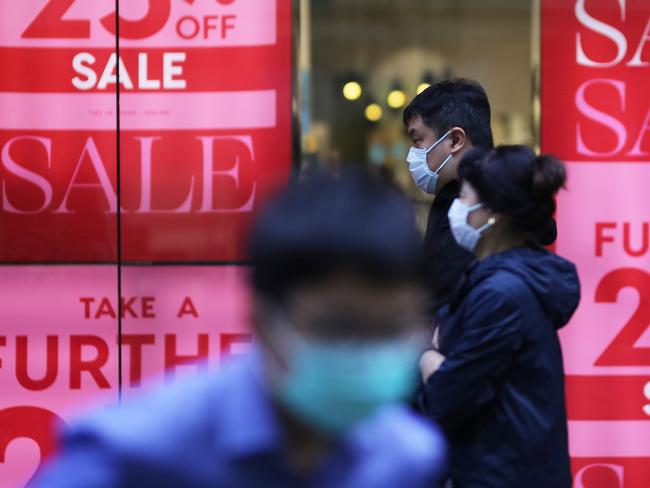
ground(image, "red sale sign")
xmin=541 ymin=0 xmax=650 ymax=486
xmin=0 ymin=1 xmax=291 ymax=486
xmin=0 ymin=0 xmax=292 ymax=262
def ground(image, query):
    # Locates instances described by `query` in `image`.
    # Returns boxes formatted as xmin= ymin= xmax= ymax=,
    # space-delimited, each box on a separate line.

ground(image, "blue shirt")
xmin=32 ymin=351 xmax=446 ymax=488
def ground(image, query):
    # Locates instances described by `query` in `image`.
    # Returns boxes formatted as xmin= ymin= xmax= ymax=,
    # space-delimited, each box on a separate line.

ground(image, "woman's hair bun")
xmin=458 ymin=146 xmax=567 ymax=236
xmin=532 ymin=155 xmax=566 ymax=200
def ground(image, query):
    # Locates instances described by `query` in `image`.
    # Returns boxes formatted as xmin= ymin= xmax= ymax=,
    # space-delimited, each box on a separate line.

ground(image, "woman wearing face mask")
xmin=419 ymin=146 xmax=580 ymax=488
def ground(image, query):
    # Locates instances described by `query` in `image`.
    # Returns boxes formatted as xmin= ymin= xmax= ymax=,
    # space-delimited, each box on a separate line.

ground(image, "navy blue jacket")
xmin=420 ymin=245 xmax=580 ymax=487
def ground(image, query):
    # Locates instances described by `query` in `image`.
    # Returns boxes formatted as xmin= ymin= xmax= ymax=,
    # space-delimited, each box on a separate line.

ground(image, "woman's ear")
xmin=489 ymin=212 xmax=508 ymax=228
xmin=449 ymin=127 xmax=468 ymax=155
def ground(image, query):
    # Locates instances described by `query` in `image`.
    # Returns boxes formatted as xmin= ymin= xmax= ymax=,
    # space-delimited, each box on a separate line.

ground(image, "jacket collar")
xmin=432 ymin=179 xmax=460 ymax=209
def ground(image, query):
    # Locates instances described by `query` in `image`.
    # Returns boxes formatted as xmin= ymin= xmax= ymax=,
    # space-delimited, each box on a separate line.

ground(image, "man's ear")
xmin=449 ymin=127 xmax=468 ymax=155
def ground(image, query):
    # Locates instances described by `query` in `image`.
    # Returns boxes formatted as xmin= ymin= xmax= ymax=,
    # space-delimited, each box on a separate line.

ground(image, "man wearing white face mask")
xmin=404 ymin=79 xmax=557 ymax=314
xmin=403 ymin=79 xmax=496 ymax=313
xmin=406 ymin=128 xmax=454 ymax=196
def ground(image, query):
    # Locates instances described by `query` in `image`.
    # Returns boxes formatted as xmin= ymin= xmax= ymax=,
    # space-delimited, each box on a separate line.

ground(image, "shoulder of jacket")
xmin=64 ymin=365 xmax=234 ymax=456
xmin=468 ymin=269 xmax=533 ymax=305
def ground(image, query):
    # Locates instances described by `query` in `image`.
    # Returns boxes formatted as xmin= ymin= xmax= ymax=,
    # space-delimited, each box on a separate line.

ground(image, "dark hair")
xmin=458 ymin=145 xmax=566 ymax=233
xmin=249 ymin=169 xmax=424 ymax=303
xmin=403 ymin=78 xmax=494 ymax=150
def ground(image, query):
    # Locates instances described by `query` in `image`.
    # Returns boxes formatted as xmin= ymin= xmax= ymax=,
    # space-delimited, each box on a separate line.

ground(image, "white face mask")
xmin=406 ymin=130 xmax=452 ymax=195
xmin=448 ymin=198 xmax=495 ymax=252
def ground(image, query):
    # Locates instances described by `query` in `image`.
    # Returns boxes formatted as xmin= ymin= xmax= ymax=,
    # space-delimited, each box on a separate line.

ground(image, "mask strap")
xmin=425 ymin=129 xmax=452 ymax=154
xmin=468 ymin=203 xmax=484 ymax=212
xmin=434 ymin=153 xmax=453 ymax=175
xmin=477 ymin=216 xmax=497 ymax=234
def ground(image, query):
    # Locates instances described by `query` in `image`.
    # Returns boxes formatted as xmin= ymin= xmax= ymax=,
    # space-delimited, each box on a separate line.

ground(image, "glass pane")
xmin=541 ymin=0 xmax=650 ymax=483
xmin=302 ymin=0 xmax=533 ymax=227
xmin=116 ymin=0 xmax=293 ymax=400
xmin=0 ymin=3 xmax=119 ymax=486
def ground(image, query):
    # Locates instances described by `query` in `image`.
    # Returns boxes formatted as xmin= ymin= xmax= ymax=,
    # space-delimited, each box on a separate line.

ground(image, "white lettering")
xmin=72 ymin=52 xmax=98 ymax=91
xmin=576 ymin=0 xmax=627 ymax=68
xmin=1 ymin=136 xmax=53 ymax=214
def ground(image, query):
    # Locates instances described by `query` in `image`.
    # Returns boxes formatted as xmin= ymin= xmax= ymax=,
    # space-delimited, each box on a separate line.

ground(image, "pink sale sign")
xmin=0 ymin=1 xmax=292 ymax=486
xmin=0 ymin=265 xmax=253 ymax=487
xmin=542 ymin=0 xmax=650 ymax=485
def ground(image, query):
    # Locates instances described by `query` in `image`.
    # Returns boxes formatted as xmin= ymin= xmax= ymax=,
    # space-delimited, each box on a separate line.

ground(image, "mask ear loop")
xmin=433 ymin=154 xmax=453 ymax=175
xmin=422 ymin=129 xmax=453 ymax=175
xmin=425 ymin=129 xmax=452 ymax=154
xmin=477 ymin=216 xmax=497 ymax=233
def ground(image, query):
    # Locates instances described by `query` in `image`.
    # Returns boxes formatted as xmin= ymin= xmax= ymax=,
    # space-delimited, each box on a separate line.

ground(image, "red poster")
xmin=0 ymin=1 xmax=291 ymax=486
xmin=541 ymin=1 xmax=650 ymax=486
xmin=0 ymin=0 xmax=293 ymax=262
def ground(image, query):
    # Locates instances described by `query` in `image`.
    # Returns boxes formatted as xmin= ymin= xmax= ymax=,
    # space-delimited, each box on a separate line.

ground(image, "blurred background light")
xmin=365 ymin=103 xmax=383 ymax=122
xmin=342 ymin=81 xmax=363 ymax=100
xmin=387 ymin=89 xmax=406 ymax=109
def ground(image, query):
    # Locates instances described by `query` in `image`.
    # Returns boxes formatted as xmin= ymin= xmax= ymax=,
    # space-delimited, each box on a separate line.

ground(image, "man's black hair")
xmin=403 ymin=78 xmax=494 ymax=150
xmin=249 ymin=169 xmax=425 ymax=303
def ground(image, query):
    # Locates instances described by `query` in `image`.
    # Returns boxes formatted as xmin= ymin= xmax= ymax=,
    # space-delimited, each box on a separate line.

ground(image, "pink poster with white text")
xmin=542 ymin=0 xmax=650 ymax=486
xmin=0 ymin=1 xmax=292 ymax=486
xmin=0 ymin=0 xmax=292 ymax=262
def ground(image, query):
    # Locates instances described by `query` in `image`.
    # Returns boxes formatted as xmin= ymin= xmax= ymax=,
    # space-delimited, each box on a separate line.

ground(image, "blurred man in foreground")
xmin=31 ymin=170 xmax=446 ymax=488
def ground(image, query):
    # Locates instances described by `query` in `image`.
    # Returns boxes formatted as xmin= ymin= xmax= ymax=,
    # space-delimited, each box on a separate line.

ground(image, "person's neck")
xmin=276 ymin=404 xmax=333 ymax=477
xmin=475 ymin=225 xmax=527 ymax=261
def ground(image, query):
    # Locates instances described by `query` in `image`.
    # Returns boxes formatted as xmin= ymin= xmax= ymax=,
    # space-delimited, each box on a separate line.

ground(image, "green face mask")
xmin=270 ymin=320 xmax=422 ymax=436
